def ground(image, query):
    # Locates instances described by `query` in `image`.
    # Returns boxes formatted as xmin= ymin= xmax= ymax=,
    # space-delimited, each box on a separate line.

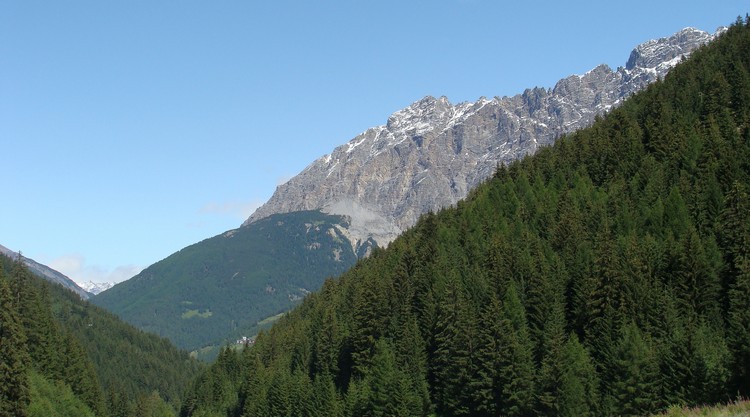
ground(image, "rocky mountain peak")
xmin=386 ymin=95 xmax=453 ymax=134
xmin=626 ymin=27 xmax=715 ymax=70
xmin=244 ymin=27 xmax=719 ymax=250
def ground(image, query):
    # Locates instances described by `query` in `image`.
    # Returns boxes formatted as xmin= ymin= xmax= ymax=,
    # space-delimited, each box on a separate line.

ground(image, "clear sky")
xmin=1 ymin=1 xmax=745 ymax=284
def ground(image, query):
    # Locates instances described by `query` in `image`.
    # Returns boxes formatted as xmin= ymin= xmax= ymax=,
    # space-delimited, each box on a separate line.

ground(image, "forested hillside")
xmin=0 ymin=253 xmax=202 ymax=417
xmin=181 ymin=17 xmax=750 ymax=417
xmin=93 ymin=210 xmax=363 ymax=353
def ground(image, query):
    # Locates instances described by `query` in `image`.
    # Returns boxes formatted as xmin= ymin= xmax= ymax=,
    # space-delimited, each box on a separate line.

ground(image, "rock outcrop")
xmin=245 ymin=27 xmax=719 ymax=249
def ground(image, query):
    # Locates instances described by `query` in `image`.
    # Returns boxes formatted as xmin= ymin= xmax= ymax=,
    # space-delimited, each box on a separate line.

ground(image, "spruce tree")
xmin=535 ymin=293 xmax=567 ymax=416
xmin=430 ymin=280 xmax=475 ymax=417
xmin=309 ymin=373 xmax=341 ymax=417
xmin=558 ymin=334 xmax=600 ymax=417
xmin=238 ymin=352 xmax=268 ymax=417
xmin=720 ymin=182 xmax=750 ymax=394
xmin=610 ymin=322 xmax=659 ymax=417
xmin=471 ymin=297 xmax=504 ymax=417
xmin=497 ymin=282 xmax=535 ymax=417
xmin=366 ymin=339 xmax=417 ymax=417
xmin=689 ymin=322 xmax=731 ymax=404
xmin=0 ymin=274 xmax=29 ymax=417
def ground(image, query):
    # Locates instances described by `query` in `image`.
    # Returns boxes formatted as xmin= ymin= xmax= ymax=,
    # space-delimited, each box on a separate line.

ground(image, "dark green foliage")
xmin=182 ymin=18 xmax=750 ymax=417
xmin=27 ymin=371 xmax=95 ymax=417
xmin=0 ymin=253 xmax=201 ymax=417
xmin=0 ymin=270 xmax=29 ymax=417
xmin=93 ymin=211 xmax=362 ymax=351
xmin=366 ymin=339 xmax=420 ymax=417
xmin=608 ymin=322 xmax=660 ymax=416
xmin=430 ymin=281 xmax=476 ymax=416
xmin=496 ymin=282 xmax=536 ymax=417
xmin=58 ymin=331 xmax=107 ymax=415
xmin=558 ymin=334 xmax=599 ymax=417
xmin=720 ymin=182 xmax=750 ymax=391
xmin=45 ymin=266 xmax=202 ymax=412
xmin=470 ymin=297 xmax=504 ymax=417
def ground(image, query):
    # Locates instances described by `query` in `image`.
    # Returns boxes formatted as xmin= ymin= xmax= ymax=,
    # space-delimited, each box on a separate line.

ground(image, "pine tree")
xmin=0 ymin=273 xmax=29 ymax=417
xmin=654 ymin=289 xmax=692 ymax=408
xmin=265 ymin=369 xmax=292 ymax=417
xmin=496 ymin=282 xmax=535 ymax=417
xmin=342 ymin=377 xmax=370 ymax=417
xmin=309 ymin=373 xmax=341 ymax=417
xmin=535 ymin=293 xmax=567 ymax=416
xmin=312 ymin=304 xmax=341 ymax=379
xmin=558 ymin=334 xmax=600 ymax=417
xmin=392 ymin=309 xmax=430 ymax=416
xmin=610 ymin=322 xmax=659 ymax=417
xmin=470 ymin=297 xmax=504 ymax=417
xmin=59 ymin=331 xmax=107 ymax=416
xmin=430 ymin=280 xmax=475 ymax=417
xmin=366 ymin=339 xmax=418 ymax=417
xmin=238 ymin=352 xmax=268 ymax=417
xmin=689 ymin=322 xmax=731 ymax=404
xmin=350 ymin=275 xmax=388 ymax=376
xmin=719 ymin=182 xmax=750 ymax=394
xmin=288 ymin=369 xmax=312 ymax=417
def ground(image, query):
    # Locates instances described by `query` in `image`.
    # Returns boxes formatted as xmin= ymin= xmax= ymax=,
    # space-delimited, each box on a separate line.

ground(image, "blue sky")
xmin=1 ymin=1 xmax=745 ymax=284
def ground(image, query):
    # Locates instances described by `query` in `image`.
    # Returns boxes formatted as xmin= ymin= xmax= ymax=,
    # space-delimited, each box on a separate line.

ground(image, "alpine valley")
xmin=93 ymin=26 xmax=721 ymax=355
xmin=183 ymin=18 xmax=750 ymax=417
xmin=3 ymin=13 xmax=750 ymax=417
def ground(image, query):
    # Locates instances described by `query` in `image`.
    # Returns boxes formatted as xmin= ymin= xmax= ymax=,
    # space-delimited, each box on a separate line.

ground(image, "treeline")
xmin=181 ymin=16 xmax=750 ymax=417
xmin=0 ymin=253 xmax=202 ymax=417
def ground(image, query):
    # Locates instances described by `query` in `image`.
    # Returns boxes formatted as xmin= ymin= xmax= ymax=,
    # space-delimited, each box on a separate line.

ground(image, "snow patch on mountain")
xmin=244 ymin=27 xmax=720 ymax=251
xmin=78 ymin=280 xmax=116 ymax=295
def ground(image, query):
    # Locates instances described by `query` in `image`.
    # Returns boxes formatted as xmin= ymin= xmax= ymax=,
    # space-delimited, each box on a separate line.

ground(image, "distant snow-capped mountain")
xmin=245 ymin=27 xmax=720 ymax=249
xmin=78 ymin=280 xmax=115 ymax=295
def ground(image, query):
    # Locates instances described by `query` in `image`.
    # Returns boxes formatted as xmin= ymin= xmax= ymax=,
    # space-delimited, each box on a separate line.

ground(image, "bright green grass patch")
xmin=257 ymin=312 xmax=285 ymax=326
xmin=653 ymin=400 xmax=750 ymax=417
xmin=182 ymin=309 xmax=212 ymax=319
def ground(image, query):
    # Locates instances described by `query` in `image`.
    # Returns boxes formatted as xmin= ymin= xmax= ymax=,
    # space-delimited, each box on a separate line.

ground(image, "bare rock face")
xmin=245 ymin=27 xmax=718 ymax=249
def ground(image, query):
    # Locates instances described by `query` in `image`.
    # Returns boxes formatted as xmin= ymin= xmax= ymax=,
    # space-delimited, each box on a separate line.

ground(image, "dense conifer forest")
xmin=93 ymin=210 xmax=361 ymax=354
xmin=0 ymin=254 xmax=202 ymax=417
xmin=180 ymin=17 xmax=750 ymax=417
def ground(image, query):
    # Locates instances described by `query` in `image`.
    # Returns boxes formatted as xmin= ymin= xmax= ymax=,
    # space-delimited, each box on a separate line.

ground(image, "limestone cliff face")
xmin=245 ymin=28 xmax=718 ymax=249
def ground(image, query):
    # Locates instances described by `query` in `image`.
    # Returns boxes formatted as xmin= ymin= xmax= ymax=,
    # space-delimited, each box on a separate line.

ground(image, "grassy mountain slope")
xmin=93 ymin=210 xmax=364 ymax=350
xmin=182 ymin=17 xmax=750 ymax=417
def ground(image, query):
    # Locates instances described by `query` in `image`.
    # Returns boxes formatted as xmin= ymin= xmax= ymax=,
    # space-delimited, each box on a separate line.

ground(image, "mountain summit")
xmin=245 ymin=27 xmax=718 ymax=248
xmin=97 ymin=26 xmax=721 ymax=353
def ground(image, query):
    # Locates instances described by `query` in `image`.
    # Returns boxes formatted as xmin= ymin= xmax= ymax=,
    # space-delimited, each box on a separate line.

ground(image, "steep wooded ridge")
xmin=182 ymin=18 xmax=750 ymax=417
xmin=246 ymin=27 xmax=718 ymax=248
xmin=94 ymin=211 xmax=368 ymax=351
xmin=95 ymin=27 xmax=717 ymax=355
xmin=0 ymin=253 xmax=201 ymax=417
xmin=0 ymin=243 xmax=90 ymax=299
